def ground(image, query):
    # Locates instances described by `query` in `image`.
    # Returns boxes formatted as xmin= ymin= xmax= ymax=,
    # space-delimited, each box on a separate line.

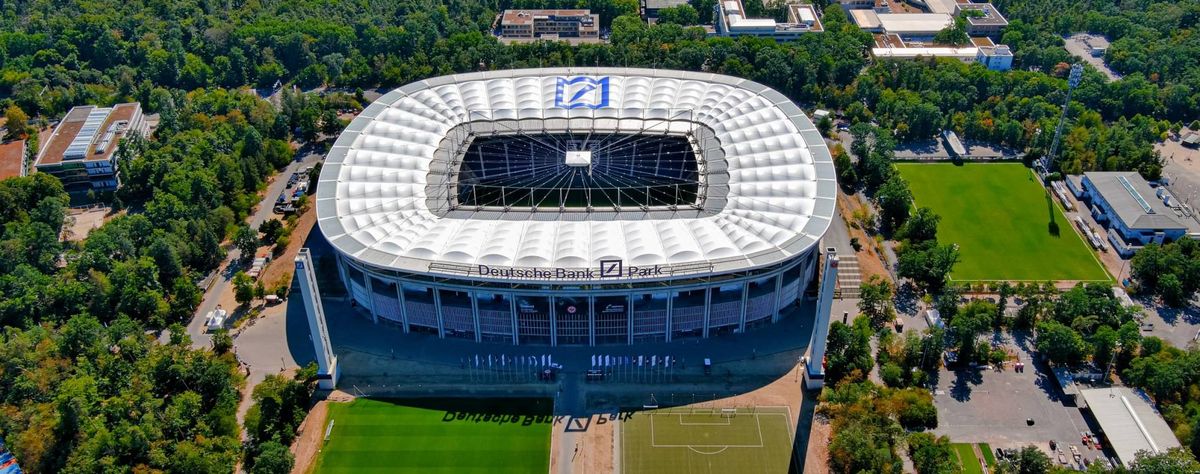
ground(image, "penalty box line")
xmin=649 ymin=412 xmax=777 ymax=449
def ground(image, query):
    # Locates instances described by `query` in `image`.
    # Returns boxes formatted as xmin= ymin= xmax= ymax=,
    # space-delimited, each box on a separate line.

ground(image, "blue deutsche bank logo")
xmin=555 ymin=77 xmax=610 ymax=109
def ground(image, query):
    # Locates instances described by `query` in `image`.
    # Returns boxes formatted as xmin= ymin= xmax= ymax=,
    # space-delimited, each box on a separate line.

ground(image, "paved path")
xmin=186 ymin=150 xmax=324 ymax=349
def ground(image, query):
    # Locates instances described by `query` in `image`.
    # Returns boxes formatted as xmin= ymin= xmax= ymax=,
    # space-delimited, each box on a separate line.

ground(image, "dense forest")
xmin=1 ymin=0 xmax=1199 ymax=471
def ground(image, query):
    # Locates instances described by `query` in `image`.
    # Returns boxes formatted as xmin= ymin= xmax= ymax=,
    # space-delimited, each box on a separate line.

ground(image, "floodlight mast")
xmin=1045 ymin=64 xmax=1084 ymax=171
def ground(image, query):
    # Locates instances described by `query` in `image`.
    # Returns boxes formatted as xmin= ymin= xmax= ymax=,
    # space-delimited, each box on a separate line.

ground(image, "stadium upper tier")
xmin=316 ymin=68 xmax=835 ymax=283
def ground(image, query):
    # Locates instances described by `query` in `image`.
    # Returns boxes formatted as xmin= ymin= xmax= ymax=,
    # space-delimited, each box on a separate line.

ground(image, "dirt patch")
xmin=836 ymin=190 xmax=892 ymax=282
xmin=291 ymin=391 xmax=357 ymax=474
xmin=803 ymin=416 xmax=831 ymax=474
xmin=258 ymin=207 xmax=318 ymax=291
xmin=63 ymin=206 xmax=116 ymax=241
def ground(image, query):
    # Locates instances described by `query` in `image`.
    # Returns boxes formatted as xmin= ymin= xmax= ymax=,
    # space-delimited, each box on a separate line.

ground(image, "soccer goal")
xmin=720 ymin=408 xmax=737 ymax=418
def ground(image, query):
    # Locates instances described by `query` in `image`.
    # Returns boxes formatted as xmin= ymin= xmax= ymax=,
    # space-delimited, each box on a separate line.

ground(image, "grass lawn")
xmin=896 ymin=163 xmax=1110 ymax=282
xmin=978 ymin=442 xmax=997 ymax=469
xmin=313 ymin=398 xmax=552 ymax=474
xmin=621 ymin=407 xmax=794 ymax=474
xmin=952 ymin=443 xmax=984 ymax=474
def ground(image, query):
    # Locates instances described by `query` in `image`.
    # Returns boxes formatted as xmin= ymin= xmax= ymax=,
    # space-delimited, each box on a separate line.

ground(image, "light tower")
xmin=1045 ymin=64 xmax=1084 ymax=170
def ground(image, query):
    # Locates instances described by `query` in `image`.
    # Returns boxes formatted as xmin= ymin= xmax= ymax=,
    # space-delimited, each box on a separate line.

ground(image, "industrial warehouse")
xmin=314 ymin=68 xmax=836 ymax=346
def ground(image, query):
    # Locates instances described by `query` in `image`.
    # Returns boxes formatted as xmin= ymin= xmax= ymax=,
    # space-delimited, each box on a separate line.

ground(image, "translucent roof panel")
xmin=317 ymin=68 xmax=836 ymax=282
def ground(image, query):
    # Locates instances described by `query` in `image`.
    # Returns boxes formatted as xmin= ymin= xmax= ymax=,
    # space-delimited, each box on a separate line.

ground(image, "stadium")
xmin=315 ymin=68 xmax=835 ymax=346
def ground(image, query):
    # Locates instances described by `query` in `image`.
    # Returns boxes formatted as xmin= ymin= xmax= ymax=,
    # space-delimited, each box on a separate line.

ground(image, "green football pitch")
xmin=312 ymin=398 xmax=552 ymax=473
xmin=621 ymin=407 xmax=795 ymax=474
xmin=896 ymin=163 xmax=1111 ymax=282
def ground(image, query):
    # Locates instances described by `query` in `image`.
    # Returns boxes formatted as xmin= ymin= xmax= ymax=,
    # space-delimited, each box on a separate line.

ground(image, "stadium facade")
xmin=316 ymin=68 xmax=836 ymax=346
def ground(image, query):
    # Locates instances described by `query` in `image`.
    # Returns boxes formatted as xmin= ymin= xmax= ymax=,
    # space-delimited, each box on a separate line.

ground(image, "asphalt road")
xmin=185 ymin=148 xmax=325 ymax=349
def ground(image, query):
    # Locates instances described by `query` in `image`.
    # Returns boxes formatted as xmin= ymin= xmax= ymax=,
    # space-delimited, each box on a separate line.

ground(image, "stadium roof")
xmin=317 ymin=68 xmax=835 ymax=282
xmin=1079 ymin=387 xmax=1182 ymax=467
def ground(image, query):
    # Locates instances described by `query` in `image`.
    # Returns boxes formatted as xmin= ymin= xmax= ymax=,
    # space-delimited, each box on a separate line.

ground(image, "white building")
xmin=35 ymin=103 xmax=148 ymax=191
xmin=976 ymin=44 xmax=1013 ymax=71
xmin=316 ymin=68 xmax=836 ymax=346
xmin=714 ymin=1 xmax=823 ymax=40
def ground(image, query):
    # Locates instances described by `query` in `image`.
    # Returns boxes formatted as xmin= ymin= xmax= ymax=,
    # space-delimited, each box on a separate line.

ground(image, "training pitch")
xmin=896 ymin=163 xmax=1110 ymax=282
xmin=313 ymin=398 xmax=552 ymax=473
xmin=621 ymin=406 xmax=794 ymax=474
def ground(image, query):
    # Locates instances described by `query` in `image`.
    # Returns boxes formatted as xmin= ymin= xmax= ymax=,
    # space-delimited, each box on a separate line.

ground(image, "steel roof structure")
xmin=316 ymin=68 xmax=835 ymax=283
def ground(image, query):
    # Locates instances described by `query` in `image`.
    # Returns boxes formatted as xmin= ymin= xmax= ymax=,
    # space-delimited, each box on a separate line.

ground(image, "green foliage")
xmin=244 ymin=367 xmax=315 ymax=470
xmin=1035 ymin=320 xmax=1088 ymax=365
xmin=1131 ymin=239 xmax=1200 ymax=307
xmin=825 ymin=316 xmax=875 ymax=385
xmin=251 ymin=441 xmax=295 ymax=474
xmin=933 ymin=17 xmax=970 ymax=46
xmin=234 ymin=271 xmax=256 ymax=306
xmin=235 ymin=224 xmax=260 ymax=260
xmin=950 ymin=300 xmax=995 ymax=364
xmin=656 ymin=5 xmax=700 ymax=26
xmin=858 ymin=275 xmax=896 ymax=329
xmin=3 ymin=104 xmax=28 ymax=139
xmin=876 ymin=175 xmax=913 ymax=232
xmin=908 ymin=433 xmax=957 ymax=474
xmin=820 ymin=381 xmax=939 ymax=473
xmin=899 ymin=206 xmax=940 ymax=244
xmin=0 ymin=316 xmax=243 ymax=473
xmin=999 ymin=446 xmax=1051 ymax=474
xmin=897 ymin=241 xmax=959 ymax=294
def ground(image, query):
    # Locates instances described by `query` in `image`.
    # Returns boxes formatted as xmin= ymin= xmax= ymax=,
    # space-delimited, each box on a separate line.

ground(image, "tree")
xmin=825 ymin=317 xmax=874 ymax=384
xmin=656 ymin=5 xmax=699 ymax=26
xmin=876 ymin=175 xmax=912 ymax=232
xmin=4 ymin=104 xmax=29 ymax=140
xmin=1127 ymin=448 xmax=1200 ymax=473
xmin=250 ymin=441 xmax=294 ymax=474
xmin=858 ymin=275 xmax=896 ymax=328
xmin=897 ymin=242 xmax=959 ymax=293
xmin=234 ymin=271 xmax=256 ymax=306
xmin=1035 ymin=320 xmax=1088 ymax=365
xmin=259 ymin=219 xmax=285 ymax=245
xmin=212 ymin=329 xmax=234 ymax=354
xmin=235 ymin=224 xmax=259 ymax=260
xmin=1001 ymin=446 xmax=1052 ymax=474
xmin=899 ymin=207 xmax=940 ymax=243
xmin=951 ymin=300 xmax=994 ymax=364
xmin=907 ymin=433 xmax=956 ymax=474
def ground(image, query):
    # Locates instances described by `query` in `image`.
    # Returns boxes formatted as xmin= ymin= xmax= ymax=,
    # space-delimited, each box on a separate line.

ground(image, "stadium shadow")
xmin=787 ymin=388 xmax=819 ymax=474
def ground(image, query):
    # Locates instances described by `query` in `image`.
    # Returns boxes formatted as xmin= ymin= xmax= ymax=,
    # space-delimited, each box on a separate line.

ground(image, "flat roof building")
xmin=1070 ymin=171 xmax=1200 ymax=257
xmin=1079 ymin=387 xmax=1182 ymax=468
xmin=35 ymin=103 xmax=147 ymax=192
xmin=976 ymin=44 xmax=1013 ymax=71
xmin=499 ymin=10 xmax=599 ymax=40
xmin=643 ymin=0 xmax=690 ymax=19
xmin=955 ymin=3 xmax=1008 ymax=38
xmin=715 ymin=1 xmax=823 ymax=41
xmin=0 ymin=140 xmax=26 ymax=180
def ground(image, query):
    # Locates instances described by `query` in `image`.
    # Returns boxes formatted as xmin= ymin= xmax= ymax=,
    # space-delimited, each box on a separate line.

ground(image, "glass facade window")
xmin=632 ymin=292 xmax=669 ymax=343
xmin=439 ymin=289 xmax=476 ymax=340
xmin=708 ymin=283 xmax=744 ymax=336
xmin=516 ymin=295 xmax=552 ymax=344
xmin=593 ymin=295 xmax=630 ymax=345
xmin=475 ymin=292 xmax=514 ymax=344
xmin=401 ymin=282 xmax=438 ymax=334
xmin=745 ymin=275 xmax=776 ymax=330
xmin=371 ymin=278 xmax=402 ymax=324
xmin=671 ymin=289 xmax=706 ymax=340
xmin=554 ymin=296 xmax=590 ymax=345
xmin=338 ymin=247 xmax=818 ymax=346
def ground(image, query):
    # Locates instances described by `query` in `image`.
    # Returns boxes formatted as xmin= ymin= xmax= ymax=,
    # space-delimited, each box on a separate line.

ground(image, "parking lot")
xmin=932 ymin=332 xmax=1111 ymax=468
xmin=273 ymin=167 xmax=313 ymax=214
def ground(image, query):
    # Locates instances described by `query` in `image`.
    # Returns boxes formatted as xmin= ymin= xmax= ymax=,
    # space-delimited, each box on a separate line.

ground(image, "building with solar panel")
xmin=315 ymin=68 xmax=836 ymax=346
xmin=35 ymin=103 xmax=148 ymax=191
